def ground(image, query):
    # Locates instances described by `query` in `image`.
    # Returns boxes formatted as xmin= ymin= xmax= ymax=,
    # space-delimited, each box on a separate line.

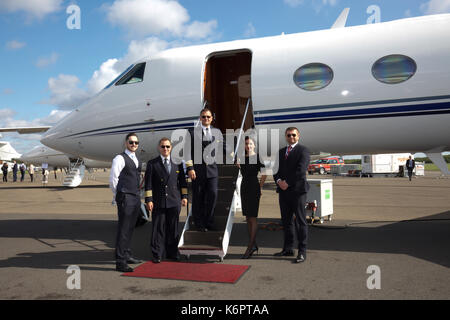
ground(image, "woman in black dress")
xmin=238 ymin=137 xmax=267 ymax=259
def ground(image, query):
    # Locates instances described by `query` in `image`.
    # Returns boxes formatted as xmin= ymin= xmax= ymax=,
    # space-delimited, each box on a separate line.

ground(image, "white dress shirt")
xmin=201 ymin=124 xmax=212 ymax=141
xmin=109 ymin=149 xmax=139 ymax=197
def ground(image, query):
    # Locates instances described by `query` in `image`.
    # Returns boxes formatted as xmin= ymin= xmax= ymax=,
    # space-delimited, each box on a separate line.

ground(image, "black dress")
xmin=240 ymin=154 xmax=265 ymax=217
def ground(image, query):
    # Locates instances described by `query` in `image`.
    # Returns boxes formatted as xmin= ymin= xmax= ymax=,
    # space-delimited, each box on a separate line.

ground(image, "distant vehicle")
xmin=361 ymin=153 xmax=412 ymax=176
xmin=308 ymin=156 xmax=344 ymax=175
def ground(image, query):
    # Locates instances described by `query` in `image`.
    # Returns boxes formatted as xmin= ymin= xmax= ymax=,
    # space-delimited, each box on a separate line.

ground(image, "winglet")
xmin=331 ymin=8 xmax=350 ymax=29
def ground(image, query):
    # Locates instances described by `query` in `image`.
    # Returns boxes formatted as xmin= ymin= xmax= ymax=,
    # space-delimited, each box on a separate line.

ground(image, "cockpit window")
xmin=103 ymin=64 xmax=134 ymax=90
xmin=115 ymin=62 xmax=146 ymax=85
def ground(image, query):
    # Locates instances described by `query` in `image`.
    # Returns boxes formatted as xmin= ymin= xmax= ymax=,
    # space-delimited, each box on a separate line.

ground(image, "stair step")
xmin=188 ymin=215 xmax=228 ymax=230
xmin=182 ymin=230 xmax=223 ymax=247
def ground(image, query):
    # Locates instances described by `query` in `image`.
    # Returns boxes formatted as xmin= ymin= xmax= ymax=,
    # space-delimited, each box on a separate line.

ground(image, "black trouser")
xmin=30 ymin=174 xmax=34 ymax=182
xmin=279 ymin=191 xmax=308 ymax=255
xmin=2 ymin=172 xmax=7 ymax=182
xmin=20 ymin=172 xmax=24 ymax=182
xmin=115 ymin=192 xmax=141 ymax=264
xmin=13 ymin=172 xmax=17 ymax=182
xmin=151 ymin=206 xmax=180 ymax=259
xmin=407 ymin=169 xmax=413 ymax=181
xmin=192 ymin=176 xmax=218 ymax=228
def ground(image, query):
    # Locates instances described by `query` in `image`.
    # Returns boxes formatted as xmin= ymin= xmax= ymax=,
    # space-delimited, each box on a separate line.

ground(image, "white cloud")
xmin=0 ymin=0 xmax=63 ymax=20
xmin=244 ymin=22 xmax=256 ymax=38
xmin=184 ymin=20 xmax=218 ymax=39
xmin=5 ymin=40 xmax=26 ymax=50
xmin=0 ymin=108 xmax=16 ymax=119
xmin=420 ymin=0 xmax=450 ymax=14
xmin=36 ymin=52 xmax=59 ymax=68
xmin=104 ymin=0 xmax=217 ymax=39
xmin=284 ymin=0 xmax=304 ymax=7
xmin=42 ymin=74 xmax=91 ymax=110
xmin=42 ymin=37 xmax=170 ymax=110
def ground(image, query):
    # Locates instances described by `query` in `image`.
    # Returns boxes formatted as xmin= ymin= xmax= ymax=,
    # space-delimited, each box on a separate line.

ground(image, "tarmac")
xmin=0 ymin=170 xmax=449 ymax=300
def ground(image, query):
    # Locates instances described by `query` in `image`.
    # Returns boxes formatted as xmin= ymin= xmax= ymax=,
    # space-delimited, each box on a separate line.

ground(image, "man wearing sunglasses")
xmin=185 ymin=107 xmax=220 ymax=232
xmin=109 ymin=132 xmax=143 ymax=272
xmin=273 ymin=127 xmax=310 ymax=263
xmin=144 ymin=138 xmax=188 ymax=263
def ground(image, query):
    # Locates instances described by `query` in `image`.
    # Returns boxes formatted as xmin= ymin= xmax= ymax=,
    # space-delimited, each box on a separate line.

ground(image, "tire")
xmin=319 ymin=168 xmax=325 ymax=175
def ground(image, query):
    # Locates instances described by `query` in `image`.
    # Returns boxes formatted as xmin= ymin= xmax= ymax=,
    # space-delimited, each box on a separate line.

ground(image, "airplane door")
xmin=203 ymin=49 xmax=254 ymax=133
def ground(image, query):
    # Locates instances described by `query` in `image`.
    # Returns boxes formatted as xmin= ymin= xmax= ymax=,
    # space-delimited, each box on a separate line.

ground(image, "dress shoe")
xmin=116 ymin=263 xmax=133 ymax=272
xmin=294 ymin=254 xmax=306 ymax=263
xmin=241 ymin=245 xmax=259 ymax=259
xmin=152 ymin=257 xmax=161 ymax=263
xmin=126 ymin=257 xmax=143 ymax=264
xmin=273 ymin=250 xmax=294 ymax=257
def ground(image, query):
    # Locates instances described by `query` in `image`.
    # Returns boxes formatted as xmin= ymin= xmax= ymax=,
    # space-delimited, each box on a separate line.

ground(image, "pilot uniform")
xmin=185 ymin=125 xmax=221 ymax=230
xmin=109 ymin=150 xmax=142 ymax=267
xmin=145 ymin=155 xmax=188 ymax=260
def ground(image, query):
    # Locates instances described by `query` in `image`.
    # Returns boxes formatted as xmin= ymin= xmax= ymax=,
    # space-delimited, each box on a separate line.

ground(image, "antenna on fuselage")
xmin=331 ymin=8 xmax=350 ymax=29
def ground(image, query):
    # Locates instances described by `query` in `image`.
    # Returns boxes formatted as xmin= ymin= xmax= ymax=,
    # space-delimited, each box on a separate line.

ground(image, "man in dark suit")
xmin=273 ymin=127 xmax=310 ymax=263
xmin=145 ymin=138 xmax=188 ymax=263
xmin=185 ymin=107 xmax=221 ymax=232
xmin=12 ymin=161 xmax=18 ymax=182
xmin=405 ymin=155 xmax=415 ymax=181
xmin=109 ymin=132 xmax=143 ymax=272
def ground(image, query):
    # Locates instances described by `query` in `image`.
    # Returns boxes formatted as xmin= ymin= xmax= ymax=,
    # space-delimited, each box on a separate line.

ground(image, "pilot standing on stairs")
xmin=109 ymin=132 xmax=143 ymax=272
xmin=185 ymin=107 xmax=221 ymax=232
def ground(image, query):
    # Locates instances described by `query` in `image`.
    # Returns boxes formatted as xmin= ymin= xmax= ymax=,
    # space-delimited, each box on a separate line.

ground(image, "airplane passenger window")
xmin=293 ymin=63 xmax=333 ymax=91
xmin=372 ymin=55 xmax=417 ymax=84
xmin=115 ymin=62 xmax=146 ymax=85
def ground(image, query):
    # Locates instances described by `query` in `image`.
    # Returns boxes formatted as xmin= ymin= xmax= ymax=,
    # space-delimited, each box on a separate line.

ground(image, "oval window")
xmin=372 ymin=54 xmax=417 ymax=84
xmin=293 ymin=63 xmax=333 ymax=91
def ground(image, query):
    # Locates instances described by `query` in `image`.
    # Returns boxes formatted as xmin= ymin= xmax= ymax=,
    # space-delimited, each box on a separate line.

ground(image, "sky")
xmin=1 ymin=0 xmax=450 ymax=156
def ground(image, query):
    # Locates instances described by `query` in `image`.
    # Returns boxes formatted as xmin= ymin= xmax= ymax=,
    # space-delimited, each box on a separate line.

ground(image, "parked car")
xmin=308 ymin=157 xmax=344 ymax=174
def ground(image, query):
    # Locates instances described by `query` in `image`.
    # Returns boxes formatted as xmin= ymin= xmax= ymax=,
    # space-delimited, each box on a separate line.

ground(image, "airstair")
xmin=62 ymin=158 xmax=85 ymax=187
xmin=178 ymin=99 xmax=251 ymax=261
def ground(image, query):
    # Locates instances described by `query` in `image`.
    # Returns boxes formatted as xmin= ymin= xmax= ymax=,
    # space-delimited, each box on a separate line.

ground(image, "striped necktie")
xmin=285 ymin=146 xmax=292 ymax=159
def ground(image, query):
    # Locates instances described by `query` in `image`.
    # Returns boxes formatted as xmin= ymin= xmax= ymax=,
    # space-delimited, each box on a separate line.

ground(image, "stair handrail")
xmin=233 ymin=98 xmax=251 ymax=163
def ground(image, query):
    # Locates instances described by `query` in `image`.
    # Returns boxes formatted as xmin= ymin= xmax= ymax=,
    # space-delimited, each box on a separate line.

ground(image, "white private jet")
xmin=19 ymin=145 xmax=111 ymax=187
xmin=34 ymin=13 xmax=449 ymax=174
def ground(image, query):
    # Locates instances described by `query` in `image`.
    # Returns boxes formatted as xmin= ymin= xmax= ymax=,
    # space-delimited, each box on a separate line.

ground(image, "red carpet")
xmin=122 ymin=261 xmax=249 ymax=284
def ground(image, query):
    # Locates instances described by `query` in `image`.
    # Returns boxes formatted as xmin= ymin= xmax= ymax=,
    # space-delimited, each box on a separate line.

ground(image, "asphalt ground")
xmin=0 ymin=170 xmax=449 ymax=300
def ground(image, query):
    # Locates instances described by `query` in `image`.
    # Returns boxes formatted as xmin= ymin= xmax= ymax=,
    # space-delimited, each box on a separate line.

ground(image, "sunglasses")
xmin=286 ymin=134 xmax=297 ymax=138
xmin=160 ymin=145 xmax=171 ymax=149
xmin=128 ymin=140 xmax=139 ymax=145
xmin=201 ymin=115 xmax=212 ymax=119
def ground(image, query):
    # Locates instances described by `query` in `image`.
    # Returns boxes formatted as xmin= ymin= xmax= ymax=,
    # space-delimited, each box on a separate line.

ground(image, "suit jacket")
xmin=144 ymin=156 xmax=188 ymax=209
xmin=185 ymin=126 xmax=223 ymax=180
xmin=406 ymin=159 xmax=415 ymax=170
xmin=273 ymin=143 xmax=310 ymax=194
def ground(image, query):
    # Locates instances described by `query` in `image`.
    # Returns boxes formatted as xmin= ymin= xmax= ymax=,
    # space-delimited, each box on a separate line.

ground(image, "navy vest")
xmin=116 ymin=152 xmax=141 ymax=195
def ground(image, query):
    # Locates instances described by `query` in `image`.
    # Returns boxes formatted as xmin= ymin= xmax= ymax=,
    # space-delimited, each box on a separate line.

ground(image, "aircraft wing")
xmin=0 ymin=126 xmax=51 ymax=134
